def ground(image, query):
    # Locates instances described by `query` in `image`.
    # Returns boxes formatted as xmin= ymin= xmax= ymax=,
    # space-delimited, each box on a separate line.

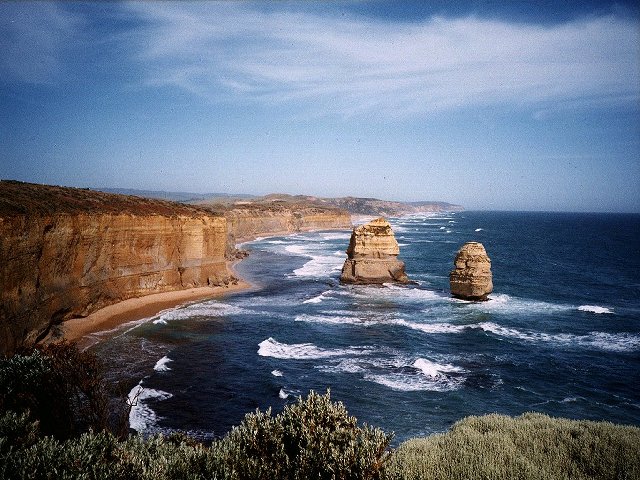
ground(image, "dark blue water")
xmin=93 ymin=212 xmax=640 ymax=443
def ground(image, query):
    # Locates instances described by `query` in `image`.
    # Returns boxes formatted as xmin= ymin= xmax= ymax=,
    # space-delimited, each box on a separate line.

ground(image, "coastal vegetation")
xmin=1 ymin=345 xmax=638 ymax=480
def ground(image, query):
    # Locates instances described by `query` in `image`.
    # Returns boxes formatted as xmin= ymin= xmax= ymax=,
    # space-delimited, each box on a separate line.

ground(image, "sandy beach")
xmin=61 ymin=262 xmax=252 ymax=349
xmin=60 ymin=225 xmax=352 ymax=349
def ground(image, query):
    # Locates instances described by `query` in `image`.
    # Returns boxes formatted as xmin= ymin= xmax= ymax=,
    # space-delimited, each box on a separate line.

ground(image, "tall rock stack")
xmin=340 ymin=218 xmax=409 ymax=284
xmin=449 ymin=242 xmax=493 ymax=300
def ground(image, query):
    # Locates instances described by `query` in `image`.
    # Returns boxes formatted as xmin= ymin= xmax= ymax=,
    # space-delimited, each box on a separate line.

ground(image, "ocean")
xmin=91 ymin=211 xmax=640 ymax=443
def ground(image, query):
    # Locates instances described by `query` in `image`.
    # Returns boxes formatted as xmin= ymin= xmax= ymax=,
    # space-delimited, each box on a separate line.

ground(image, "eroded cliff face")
xmin=223 ymin=205 xmax=352 ymax=244
xmin=0 ymin=213 xmax=230 ymax=355
xmin=0 ymin=182 xmax=353 ymax=355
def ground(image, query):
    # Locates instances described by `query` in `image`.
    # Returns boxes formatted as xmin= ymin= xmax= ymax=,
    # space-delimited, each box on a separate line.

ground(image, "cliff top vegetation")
xmin=0 ymin=181 xmax=219 ymax=218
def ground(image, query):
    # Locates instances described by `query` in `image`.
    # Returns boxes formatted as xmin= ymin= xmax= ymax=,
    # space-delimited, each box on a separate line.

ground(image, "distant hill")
xmin=94 ymin=188 xmax=255 ymax=203
xmin=203 ymin=193 xmax=463 ymax=216
xmin=84 ymin=188 xmax=463 ymax=216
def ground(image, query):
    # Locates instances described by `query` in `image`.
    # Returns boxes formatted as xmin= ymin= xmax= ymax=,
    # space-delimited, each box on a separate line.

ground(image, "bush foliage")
xmin=0 ymin=342 xmax=127 ymax=439
xmin=1 ymin=345 xmax=639 ymax=480
xmin=383 ymin=412 xmax=640 ymax=480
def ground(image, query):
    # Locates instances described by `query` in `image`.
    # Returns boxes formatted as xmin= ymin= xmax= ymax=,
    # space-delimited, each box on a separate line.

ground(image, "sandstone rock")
xmin=449 ymin=242 xmax=493 ymax=300
xmin=340 ymin=218 xmax=409 ymax=284
xmin=0 ymin=181 xmax=354 ymax=355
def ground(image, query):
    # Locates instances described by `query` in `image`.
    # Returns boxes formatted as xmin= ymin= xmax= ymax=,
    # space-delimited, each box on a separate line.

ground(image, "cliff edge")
xmin=0 ymin=181 xmax=353 ymax=355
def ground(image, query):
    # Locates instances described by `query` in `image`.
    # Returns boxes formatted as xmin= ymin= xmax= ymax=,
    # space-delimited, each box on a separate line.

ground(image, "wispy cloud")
xmin=126 ymin=3 xmax=639 ymax=118
xmin=0 ymin=3 xmax=81 ymax=84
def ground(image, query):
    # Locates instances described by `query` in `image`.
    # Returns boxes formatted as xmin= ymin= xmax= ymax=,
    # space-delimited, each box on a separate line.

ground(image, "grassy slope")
xmin=385 ymin=412 xmax=640 ymax=480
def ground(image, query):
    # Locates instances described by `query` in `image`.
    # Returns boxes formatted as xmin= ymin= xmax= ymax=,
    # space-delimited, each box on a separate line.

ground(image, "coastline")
xmin=61 ymin=261 xmax=252 ymax=349
xmin=60 ymin=224 xmax=352 ymax=349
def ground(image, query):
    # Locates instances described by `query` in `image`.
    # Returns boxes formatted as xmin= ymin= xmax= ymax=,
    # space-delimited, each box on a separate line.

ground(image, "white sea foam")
xmin=153 ymin=356 xmax=173 ymax=372
xmin=392 ymin=319 xmax=467 ymax=334
xmin=303 ymin=296 xmax=324 ymax=304
xmin=295 ymin=313 xmax=377 ymax=327
xmin=128 ymin=384 xmax=173 ymax=432
xmin=320 ymin=354 xmax=466 ymax=392
xmin=293 ymin=256 xmax=343 ymax=278
xmin=258 ymin=337 xmax=370 ymax=359
xmin=364 ymin=357 xmax=465 ymax=392
xmin=153 ymin=301 xmax=256 ymax=324
xmin=578 ymin=305 xmax=613 ymax=314
xmin=267 ymin=240 xmax=287 ymax=244
xmin=320 ymin=232 xmax=351 ymax=240
xmin=285 ymin=244 xmax=309 ymax=255
xmin=476 ymin=322 xmax=639 ymax=352
xmin=368 ymin=285 xmax=443 ymax=302
xmin=465 ymin=293 xmax=572 ymax=315
xmin=439 ymin=226 xmax=446 ymax=230
xmin=413 ymin=358 xmax=464 ymax=377
xmin=271 ymin=369 xmax=283 ymax=377
xmin=302 ymin=290 xmax=336 ymax=304
xmin=279 ymin=388 xmax=289 ymax=399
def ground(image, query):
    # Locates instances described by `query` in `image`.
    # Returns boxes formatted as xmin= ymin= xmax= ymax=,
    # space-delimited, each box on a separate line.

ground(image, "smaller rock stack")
xmin=449 ymin=242 xmax=493 ymax=300
xmin=340 ymin=218 xmax=409 ymax=284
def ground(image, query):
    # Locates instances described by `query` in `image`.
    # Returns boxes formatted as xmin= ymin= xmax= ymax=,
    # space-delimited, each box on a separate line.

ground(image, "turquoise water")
xmin=93 ymin=212 xmax=640 ymax=443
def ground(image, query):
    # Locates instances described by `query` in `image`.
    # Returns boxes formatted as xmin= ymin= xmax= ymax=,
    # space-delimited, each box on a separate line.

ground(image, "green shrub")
xmin=384 ymin=412 xmax=640 ymax=480
xmin=214 ymin=390 xmax=393 ymax=480
xmin=0 ymin=342 xmax=127 ymax=439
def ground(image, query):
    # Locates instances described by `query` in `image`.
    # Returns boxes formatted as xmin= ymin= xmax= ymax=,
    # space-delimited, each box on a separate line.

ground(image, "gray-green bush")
xmin=384 ymin=412 xmax=640 ymax=480
xmin=214 ymin=390 xmax=392 ymax=479
xmin=0 ymin=390 xmax=391 ymax=480
xmin=2 ymin=347 xmax=639 ymax=480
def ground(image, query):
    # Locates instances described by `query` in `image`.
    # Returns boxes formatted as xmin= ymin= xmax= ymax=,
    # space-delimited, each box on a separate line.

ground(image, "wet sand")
xmin=61 ymin=263 xmax=252 ymax=348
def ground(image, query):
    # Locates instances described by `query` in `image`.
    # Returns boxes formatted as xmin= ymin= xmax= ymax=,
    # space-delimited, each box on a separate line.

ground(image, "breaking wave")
xmin=128 ymin=383 xmax=172 ymax=433
xmin=153 ymin=356 xmax=172 ymax=372
xmin=257 ymin=337 xmax=371 ymax=359
xmin=331 ymin=357 xmax=466 ymax=392
xmin=578 ymin=305 xmax=614 ymax=314
xmin=477 ymin=322 xmax=639 ymax=352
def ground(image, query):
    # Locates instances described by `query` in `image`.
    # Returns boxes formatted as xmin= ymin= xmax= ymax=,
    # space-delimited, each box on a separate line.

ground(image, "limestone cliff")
xmin=200 ymin=201 xmax=352 ymax=245
xmin=340 ymin=218 xmax=409 ymax=284
xmin=0 ymin=181 xmax=232 ymax=355
xmin=449 ymin=242 xmax=493 ymax=300
xmin=0 ymin=182 xmax=353 ymax=355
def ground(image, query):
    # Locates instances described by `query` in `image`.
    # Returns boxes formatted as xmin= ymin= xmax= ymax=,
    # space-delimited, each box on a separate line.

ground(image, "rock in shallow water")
xmin=449 ymin=241 xmax=493 ymax=300
xmin=340 ymin=218 xmax=409 ymax=284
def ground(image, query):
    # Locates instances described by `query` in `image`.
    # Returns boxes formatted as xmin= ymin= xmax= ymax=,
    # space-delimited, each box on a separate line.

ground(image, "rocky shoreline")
xmin=0 ymin=181 xmax=353 ymax=355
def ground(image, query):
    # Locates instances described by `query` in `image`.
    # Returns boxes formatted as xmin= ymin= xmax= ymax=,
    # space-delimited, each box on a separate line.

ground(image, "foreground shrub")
xmin=215 ymin=390 xmax=393 ymax=480
xmin=0 ymin=390 xmax=391 ymax=480
xmin=384 ymin=412 xmax=640 ymax=480
xmin=0 ymin=342 xmax=127 ymax=439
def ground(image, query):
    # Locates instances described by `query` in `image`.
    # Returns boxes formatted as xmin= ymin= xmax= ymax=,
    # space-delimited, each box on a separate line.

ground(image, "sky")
xmin=0 ymin=1 xmax=639 ymax=212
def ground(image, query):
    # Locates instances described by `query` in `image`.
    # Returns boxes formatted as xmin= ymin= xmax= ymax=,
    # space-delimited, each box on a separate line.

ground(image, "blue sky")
xmin=1 ymin=1 xmax=638 ymax=212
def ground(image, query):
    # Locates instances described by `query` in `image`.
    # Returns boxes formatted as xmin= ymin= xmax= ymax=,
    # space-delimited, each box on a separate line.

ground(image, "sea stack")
xmin=449 ymin=242 xmax=493 ymax=300
xmin=340 ymin=217 xmax=409 ymax=284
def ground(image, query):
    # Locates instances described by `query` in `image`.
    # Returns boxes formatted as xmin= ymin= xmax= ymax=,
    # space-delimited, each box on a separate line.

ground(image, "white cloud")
xmin=125 ymin=3 xmax=639 ymax=118
xmin=0 ymin=3 xmax=80 ymax=84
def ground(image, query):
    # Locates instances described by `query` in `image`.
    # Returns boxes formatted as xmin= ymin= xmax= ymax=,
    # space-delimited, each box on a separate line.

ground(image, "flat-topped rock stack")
xmin=340 ymin=218 xmax=409 ymax=284
xmin=449 ymin=242 xmax=493 ymax=300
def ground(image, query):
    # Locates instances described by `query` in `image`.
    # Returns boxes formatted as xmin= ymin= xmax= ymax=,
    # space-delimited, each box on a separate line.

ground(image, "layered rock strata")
xmin=0 ymin=182 xmax=232 ymax=355
xmin=449 ymin=242 xmax=493 ymax=300
xmin=340 ymin=218 xmax=409 ymax=284
xmin=0 ymin=181 xmax=354 ymax=355
xmin=203 ymin=203 xmax=352 ymax=246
